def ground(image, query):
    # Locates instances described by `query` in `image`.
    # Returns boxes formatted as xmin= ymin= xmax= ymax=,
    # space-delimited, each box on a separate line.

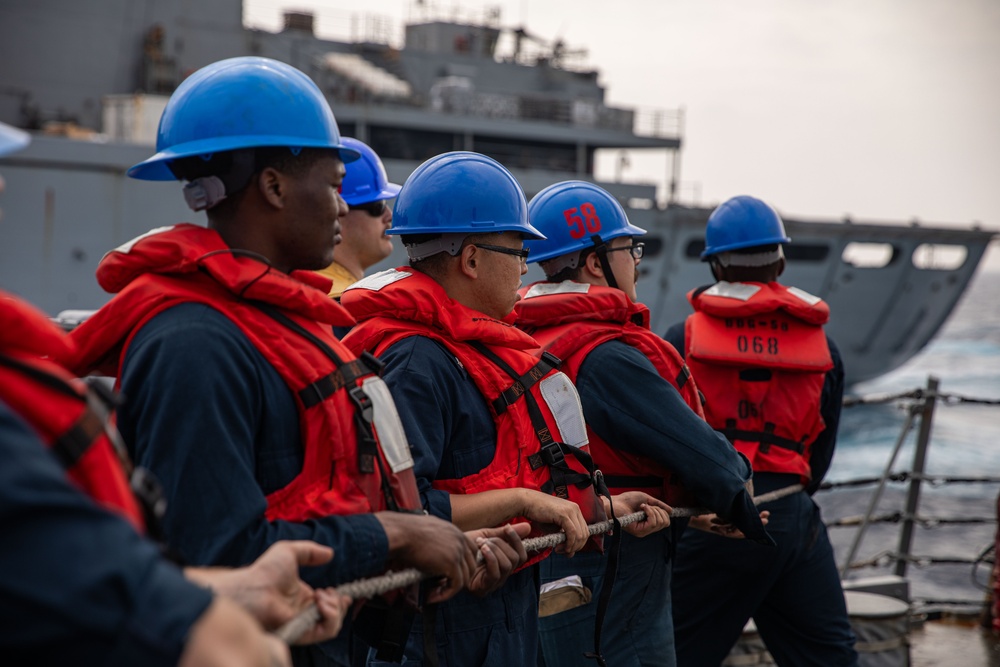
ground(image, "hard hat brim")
xmin=343 ymin=182 xmax=402 ymax=206
xmin=128 ymin=136 xmax=362 ymax=181
xmin=386 ymin=220 xmax=546 ymax=239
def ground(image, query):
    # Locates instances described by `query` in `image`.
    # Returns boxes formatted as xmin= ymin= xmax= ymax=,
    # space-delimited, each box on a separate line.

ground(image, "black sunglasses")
xmin=348 ymin=200 xmax=389 ymax=217
xmin=472 ymin=243 xmax=530 ymax=260
xmin=604 ymin=242 xmax=645 ymax=259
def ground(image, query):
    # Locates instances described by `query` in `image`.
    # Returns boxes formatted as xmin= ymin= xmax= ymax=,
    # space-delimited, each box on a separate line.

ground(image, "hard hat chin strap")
xmin=590 ymin=234 xmax=619 ymax=290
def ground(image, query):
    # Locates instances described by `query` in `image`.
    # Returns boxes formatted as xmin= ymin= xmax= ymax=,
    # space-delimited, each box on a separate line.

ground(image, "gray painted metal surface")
xmin=0 ymin=0 xmax=994 ymax=385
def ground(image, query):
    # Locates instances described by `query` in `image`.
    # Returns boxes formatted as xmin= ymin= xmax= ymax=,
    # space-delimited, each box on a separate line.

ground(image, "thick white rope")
xmin=274 ymin=483 xmax=802 ymax=643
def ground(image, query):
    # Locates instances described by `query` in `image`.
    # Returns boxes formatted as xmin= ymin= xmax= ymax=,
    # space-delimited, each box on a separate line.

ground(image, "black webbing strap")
xmin=600 ymin=474 xmax=663 ymax=490
xmin=422 ymin=603 xmax=441 ymax=667
xmin=51 ymin=409 xmax=104 ymax=470
xmin=589 ymin=234 xmax=618 ymax=291
xmin=583 ymin=471 xmax=621 ymax=667
xmin=676 ymin=364 xmax=691 ymax=390
xmin=0 ymin=352 xmax=83 ymax=400
xmin=254 ymin=303 xmax=400 ymax=508
xmin=0 ymin=354 xmax=174 ymax=547
xmin=722 ymin=419 xmax=805 ymax=454
xmin=471 ymin=343 xmax=592 ymax=496
xmin=0 ymin=353 xmax=95 ymax=468
xmin=489 ymin=351 xmax=560 ymax=415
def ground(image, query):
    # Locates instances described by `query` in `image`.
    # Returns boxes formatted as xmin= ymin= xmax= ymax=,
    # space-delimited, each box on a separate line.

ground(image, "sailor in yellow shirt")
xmin=315 ymin=137 xmax=401 ymax=298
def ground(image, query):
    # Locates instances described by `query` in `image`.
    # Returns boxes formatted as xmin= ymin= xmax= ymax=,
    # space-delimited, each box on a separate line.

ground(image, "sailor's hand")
xmin=377 ymin=512 xmax=477 ymax=604
xmin=465 ymin=523 xmax=532 ymax=596
xmin=520 ymin=489 xmax=590 ymax=556
xmin=185 ymin=540 xmax=350 ymax=643
xmin=606 ymin=492 xmax=672 ymax=538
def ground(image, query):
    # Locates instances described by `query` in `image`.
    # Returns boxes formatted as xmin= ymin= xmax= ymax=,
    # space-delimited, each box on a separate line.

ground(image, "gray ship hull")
xmin=0 ymin=134 xmax=992 ymax=384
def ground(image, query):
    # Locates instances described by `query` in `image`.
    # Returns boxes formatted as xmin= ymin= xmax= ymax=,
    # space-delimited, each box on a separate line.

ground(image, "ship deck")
xmin=911 ymin=616 xmax=1000 ymax=666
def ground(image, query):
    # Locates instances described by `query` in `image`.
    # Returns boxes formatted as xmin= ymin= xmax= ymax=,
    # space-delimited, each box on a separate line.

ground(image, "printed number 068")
xmin=563 ymin=202 xmax=602 ymax=239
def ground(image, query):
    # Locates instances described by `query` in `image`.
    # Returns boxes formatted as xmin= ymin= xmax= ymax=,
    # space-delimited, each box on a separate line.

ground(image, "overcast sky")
xmin=245 ymin=0 xmax=1000 ymax=265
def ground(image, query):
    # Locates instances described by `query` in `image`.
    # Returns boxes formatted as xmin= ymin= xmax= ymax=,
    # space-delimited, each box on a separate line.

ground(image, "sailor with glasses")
xmin=315 ymin=137 xmax=401 ymax=299
xmin=514 ymin=181 xmax=771 ymax=667
xmin=340 ymin=154 xmax=671 ymax=666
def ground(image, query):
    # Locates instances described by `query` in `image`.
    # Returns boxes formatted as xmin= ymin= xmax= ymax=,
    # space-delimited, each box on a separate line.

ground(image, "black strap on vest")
xmin=676 ymin=364 xmax=691 ymax=390
xmin=253 ymin=303 xmax=401 ymax=510
xmin=583 ymin=470 xmax=621 ymax=667
xmin=0 ymin=353 xmax=102 ymax=468
xmin=490 ymin=351 xmax=559 ymax=415
xmin=0 ymin=352 xmax=173 ymax=548
xmin=722 ymin=419 xmax=806 ymax=454
xmin=470 ymin=343 xmax=594 ymax=495
xmin=600 ymin=473 xmax=664 ymax=490
xmin=469 ymin=343 xmax=622 ymax=665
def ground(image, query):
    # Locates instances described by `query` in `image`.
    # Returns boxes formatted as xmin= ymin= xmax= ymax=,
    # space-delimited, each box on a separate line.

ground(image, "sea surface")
xmin=815 ymin=265 xmax=1000 ymax=608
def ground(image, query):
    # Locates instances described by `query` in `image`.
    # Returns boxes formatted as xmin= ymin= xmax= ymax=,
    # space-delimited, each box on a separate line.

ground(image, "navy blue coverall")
xmin=117 ymin=304 xmax=392 ymax=666
xmin=0 ymin=399 xmax=213 ymax=666
xmin=538 ymin=340 xmax=768 ymax=667
xmin=368 ymin=335 xmax=539 ymax=667
xmin=663 ymin=323 xmax=858 ymax=667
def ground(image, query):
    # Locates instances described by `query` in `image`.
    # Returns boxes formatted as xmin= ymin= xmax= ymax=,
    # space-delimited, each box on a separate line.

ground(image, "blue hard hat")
xmin=0 ymin=122 xmax=30 ymax=157
xmin=128 ymin=57 xmax=359 ymax=181
xmin=524 ymin=181 xmax=646 ymax=263
xmin=340 ymin=137 xmax=400 ymax=205
xmin=701 ymin=195 xmax=791 ymax=259
xmin=388 ymin=151 xmax=544 ymax=238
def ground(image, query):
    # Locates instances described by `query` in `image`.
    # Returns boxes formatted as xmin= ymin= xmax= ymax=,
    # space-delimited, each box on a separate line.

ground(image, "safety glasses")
xmin=472 ymin=243 xmax=530 ymax=262
xmin=605 ymin=242 xmax=645 ymax=259
xmin=349 ymin=200 xmax=389 ymax=217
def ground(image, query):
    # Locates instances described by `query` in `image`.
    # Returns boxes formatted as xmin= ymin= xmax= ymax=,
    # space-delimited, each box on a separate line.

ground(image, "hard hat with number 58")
xmin=525 ymin=181 xmax=646 ymax=264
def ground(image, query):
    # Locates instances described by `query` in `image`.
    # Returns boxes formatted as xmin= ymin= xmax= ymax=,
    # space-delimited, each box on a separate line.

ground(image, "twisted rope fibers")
xmin=275 ymin=483 xmax=802 ymax=643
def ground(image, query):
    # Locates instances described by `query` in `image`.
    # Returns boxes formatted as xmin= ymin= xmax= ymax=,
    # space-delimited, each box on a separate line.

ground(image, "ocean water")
xmin=815 ymin=266 xmax=1000 ymax=607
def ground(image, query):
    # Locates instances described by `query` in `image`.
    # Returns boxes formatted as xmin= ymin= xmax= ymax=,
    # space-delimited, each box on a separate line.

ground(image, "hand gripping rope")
xmin=275 ymin=484 xmax=803 ymax=643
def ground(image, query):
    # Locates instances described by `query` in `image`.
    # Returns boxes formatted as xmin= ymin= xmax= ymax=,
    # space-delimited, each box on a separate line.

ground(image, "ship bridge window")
xmin=473 ymin=136 xmax=581 ymax=172
xmin=684 ymin=240 xmax=829 ymax=261
xmin=911 ymin=244 xmax=968 ymax=270
xmin=369 ymin=127 xmax=457 ymax=162
xmin=841 ymin=242 xmax=897 ymax=268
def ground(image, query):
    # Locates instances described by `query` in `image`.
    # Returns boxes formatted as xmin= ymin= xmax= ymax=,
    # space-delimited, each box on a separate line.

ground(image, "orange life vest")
xmin=0 ymin=290 xmax=146 ymax=532
xmin=684 ymin=281 xmax=833 ymax=483
xmin=64 ymin=224 xmax=422 ymax=521
xmin=341 ymin=268 xmax=608 ymax=564
xmin=515 ymin=281 xmax=703 ymax=505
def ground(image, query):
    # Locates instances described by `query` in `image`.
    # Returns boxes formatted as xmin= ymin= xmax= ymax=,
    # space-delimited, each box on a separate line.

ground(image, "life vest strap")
xmin=600 ymin=473 xmax=663 ymax=490
xmin=490 ymin=350 xmax=560 ymax=415
xmin=254 ymin=302 xmax=403 ymax=510
xmin=0 ymin=352 xmax=97 ymax=468
xmin=51 ymin=408 xmax=104 ymax=469
xmin=675 ymin=365 xmax=691 ymax=390
xmin=722 ymin=419 xmax=805 ymax=454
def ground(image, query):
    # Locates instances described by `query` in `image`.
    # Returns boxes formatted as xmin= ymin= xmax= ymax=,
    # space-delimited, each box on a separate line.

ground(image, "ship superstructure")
xmin=0 ymin=0 xmax=993 ymax=383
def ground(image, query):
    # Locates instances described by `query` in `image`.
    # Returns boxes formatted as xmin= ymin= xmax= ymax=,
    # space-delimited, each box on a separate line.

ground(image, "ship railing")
xmin=314 ymin=55 xmax=684 ymax=138
xmin=820 ymin=376 xmax=1000 ymax=615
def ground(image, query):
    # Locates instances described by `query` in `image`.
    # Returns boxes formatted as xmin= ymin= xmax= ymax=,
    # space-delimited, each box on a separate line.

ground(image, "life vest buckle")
xmin=540 ymin=441 xmax=566 ymax=468
xmin=349 ymin=385 xmax=374 ymax=424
